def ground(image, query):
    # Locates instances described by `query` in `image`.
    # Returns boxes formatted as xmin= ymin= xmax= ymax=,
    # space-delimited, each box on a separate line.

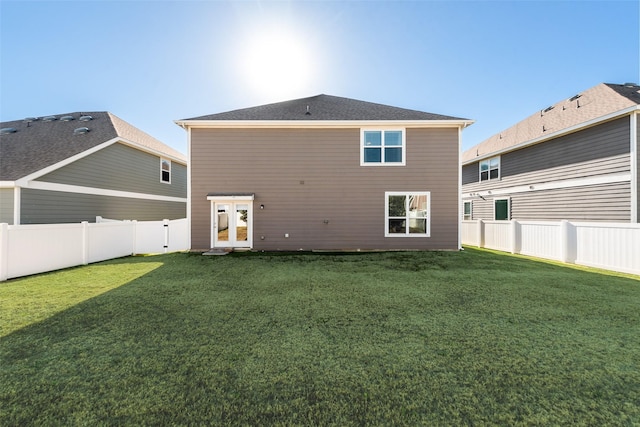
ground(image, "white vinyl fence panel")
xmin=574 ymin=222 xmax=640 ymax=274
xmin=518 ymin=221 xmax=562 ymax=261
xmin=462 ymin=220 xmax=640 ymax=276
xmin=0 ymin=219 xmax=188 ymax=281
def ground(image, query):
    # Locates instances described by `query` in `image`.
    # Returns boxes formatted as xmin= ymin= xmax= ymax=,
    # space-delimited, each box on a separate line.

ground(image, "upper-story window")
xmin=480 ymin=156 xmax=500 ymax=181
xmin=361 ymin=129 xmax=405 ymax=166
xmin=161 ymin=158 xmax=171 ymax=183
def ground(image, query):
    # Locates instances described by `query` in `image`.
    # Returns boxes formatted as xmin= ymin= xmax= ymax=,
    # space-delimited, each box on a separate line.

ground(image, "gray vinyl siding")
xmin=0 ymin=188 xmax=14 ymax=224
xmin=461 ymin=162 xmax=478 ymax=185
xmin=463 ymin=182 xmax=630 ymax=222
xmin=190 ymin=127 xmax=460 ymax=251
xmin=462 ymin=117 xmax=632 ymax=222
xmin=20 ymin=188 xmax=186 ymax=224
xmin=38 ymin=143 xmax=187 ymax=198
xmin=500 ymin=117 xmax=630 ymax=179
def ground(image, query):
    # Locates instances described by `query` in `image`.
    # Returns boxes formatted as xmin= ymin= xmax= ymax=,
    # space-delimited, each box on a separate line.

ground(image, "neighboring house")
xmin=461 ymin=83 xmax=640 ymax=223
xmin=0 ymin=112 xmax=187 ymax=224
xmin=176 ymin=94 xmax=473 ymax=251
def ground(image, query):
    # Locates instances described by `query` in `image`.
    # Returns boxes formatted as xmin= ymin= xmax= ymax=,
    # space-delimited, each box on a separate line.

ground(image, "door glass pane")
xmin=236 ymin=204 xmax=248 ymax=242
xmin=388 ymin=195 xmax=406 ymax=216
xmin=217 ymin=204 xmax=230 ymax=242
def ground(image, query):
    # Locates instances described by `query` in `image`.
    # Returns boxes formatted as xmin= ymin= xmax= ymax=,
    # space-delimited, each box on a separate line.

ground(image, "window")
xmin=361 ymin=129 xmax=405 ymax=165
xmin=161 ymin=159 xmax=171 ymax=183
xmin=463 ymin=201 xmax=472 ymax=220
xmin=385 ymin=192 xmax=430 ymax=237
xmin=494 ymin=198 xmax=510 ymax=221
xmin=480 ymin=156 xmax=500 ymax=181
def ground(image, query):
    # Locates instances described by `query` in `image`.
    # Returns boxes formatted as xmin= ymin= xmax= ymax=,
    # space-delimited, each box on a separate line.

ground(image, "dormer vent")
xmin=543 ymin=106 xmax=554 ymax=113
xmin=1 ymin=127 xmax=17 ymax=134
xmin=569 ymin=94 xmax=582 ymax=102
xmin=79 ymin=115 xmax=93 ymax=122
xmin=24 ymin=117 xmax=39 ymax=122
xmin=60 ymin=115 xmax=75 ymax=122
xmin=74 ymin=127 xmax=90 ymax=135
xmin=42 ymin=116 xmax=57 ymax=122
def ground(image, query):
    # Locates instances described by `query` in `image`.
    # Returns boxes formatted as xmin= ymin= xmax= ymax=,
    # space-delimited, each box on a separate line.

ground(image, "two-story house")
xmin=176 ymin=95 xmax=473 ymax=251
xmin=461 ymin=83 xmax=640 ymax=223
xmin=0 ymin=112 xmax=187 ymax=224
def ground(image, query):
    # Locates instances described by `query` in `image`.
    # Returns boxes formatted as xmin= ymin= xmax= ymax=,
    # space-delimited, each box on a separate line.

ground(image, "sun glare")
xmin=240 ymin=28 xmax=315 ymax=100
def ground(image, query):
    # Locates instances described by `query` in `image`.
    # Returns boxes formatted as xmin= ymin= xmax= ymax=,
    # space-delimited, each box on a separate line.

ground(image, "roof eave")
xmin=462 ymin=105 xmax=640 ymax=165
xmin=174 ymin=119 xmax=474 ymax=129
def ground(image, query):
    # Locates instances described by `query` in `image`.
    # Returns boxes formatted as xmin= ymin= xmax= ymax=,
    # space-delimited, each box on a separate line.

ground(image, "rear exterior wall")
xmin=190 ymin=127 xmax=460 ymax=251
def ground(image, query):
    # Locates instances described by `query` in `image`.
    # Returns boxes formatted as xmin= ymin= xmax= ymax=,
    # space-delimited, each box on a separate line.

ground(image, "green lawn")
xmin=1 ymin=249 xmax=639 ymax=425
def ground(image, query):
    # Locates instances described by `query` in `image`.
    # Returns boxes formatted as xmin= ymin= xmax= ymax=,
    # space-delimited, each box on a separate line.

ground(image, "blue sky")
xmin=1 ymin=0 xmax=638 ymax=155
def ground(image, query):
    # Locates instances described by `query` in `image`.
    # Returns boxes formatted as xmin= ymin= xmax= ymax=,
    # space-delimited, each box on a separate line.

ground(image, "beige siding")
xmin=0 ymin=188 xmax=14 ymax=224
xmin=462 ymin=116 xmax=632 ymax=222
xmin=191 ymin=127 xmax=460 ymax=250
xmin=39 ymin=143 xmax=187 ymax=198
xmin=21 ymin=189 xmax=186 ymax=224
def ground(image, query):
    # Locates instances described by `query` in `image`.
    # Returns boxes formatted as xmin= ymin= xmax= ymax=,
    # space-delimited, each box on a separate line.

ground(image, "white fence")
xmin=462 ymin=220 xmax=640 ymax=276
xmin=0 ymin=219 xmax=188 ymax=281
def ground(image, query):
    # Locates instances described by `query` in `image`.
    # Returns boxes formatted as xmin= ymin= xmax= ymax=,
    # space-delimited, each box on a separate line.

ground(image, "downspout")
xmin=186 ymin=126 xmax=192 ymax=249
xmin=630 ymin=112 xmax=638 ymax=223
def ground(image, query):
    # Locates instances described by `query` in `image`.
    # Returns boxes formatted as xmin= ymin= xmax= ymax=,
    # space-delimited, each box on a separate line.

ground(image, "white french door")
xmin=209 ymin=198 xmax=253 ymax=249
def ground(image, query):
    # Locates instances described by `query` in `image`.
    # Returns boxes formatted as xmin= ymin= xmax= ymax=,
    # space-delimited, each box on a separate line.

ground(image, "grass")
xmin=1 ymin=248 xmax=639 ymax=425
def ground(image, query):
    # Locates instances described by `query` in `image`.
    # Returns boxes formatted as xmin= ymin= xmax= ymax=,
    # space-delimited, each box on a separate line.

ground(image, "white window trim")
xmin=480 ymin=156 xmax=500 ymax=181
xmin=493 ymin=197 xmax=510 ymax=221
xmin=360 ymin=128 xmax=406 ymax=166
xmin=463 ymin=200 xmax=473 ymax=220
xmin=384 ymin=191 xmax=431 ymax=237
xmin=161 ymin=158 xmax=171 ymax=184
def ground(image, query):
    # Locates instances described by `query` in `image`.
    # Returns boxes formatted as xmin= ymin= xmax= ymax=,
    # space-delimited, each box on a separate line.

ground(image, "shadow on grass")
xmin=1 ymin=250 xmax=639 ymax=425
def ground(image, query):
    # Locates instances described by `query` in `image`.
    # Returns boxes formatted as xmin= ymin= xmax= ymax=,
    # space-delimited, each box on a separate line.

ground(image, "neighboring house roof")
xmin=179 ymin=94 xmax=470 ymax=122
xmin=462 ymin=83 xmax=640 ymax=164
xmin=1 ymin=112 xmax=186 ymax=181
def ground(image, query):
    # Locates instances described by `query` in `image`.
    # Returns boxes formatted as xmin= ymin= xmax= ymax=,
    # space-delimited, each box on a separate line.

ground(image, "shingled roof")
xmin=182 ymin=94 xmax=469 ymax=122
xmin=1 ymin=112 xmax=186 ymax=181
xmin=462 ymin=83 xmax=640 ymax=164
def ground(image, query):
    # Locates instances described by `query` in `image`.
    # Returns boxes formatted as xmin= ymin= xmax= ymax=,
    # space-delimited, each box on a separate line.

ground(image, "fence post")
xmin=560 ymin=220 xmax=569 ymax=263
xmin=0 ymin=223 xmax=8 ymax=281
xmin=163 ymin=219 xmax=170 ymax=253
xmin=82 ymin=221 xmax=89 ymax=265
xmin=476 ymin=219 xmax=484 ymax=248
xmin=131 ymin=220 xmax=137 ymax=255
xmin=510 ymin=220 xmax=518 ymax=254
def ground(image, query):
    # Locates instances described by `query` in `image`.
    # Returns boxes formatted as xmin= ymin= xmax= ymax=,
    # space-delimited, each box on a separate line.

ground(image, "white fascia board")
xmin=116 ymin=138 xmax=187 ymax=165
xmin=26 ymin=180 xmax=187 ymax=203
xmin=0 ymin=181 xmax=16 ymax=188
xmin=462 ymin=105 xmax=640 ymax=166
xmin=175 ymin=119 xmax=475 ymax=129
